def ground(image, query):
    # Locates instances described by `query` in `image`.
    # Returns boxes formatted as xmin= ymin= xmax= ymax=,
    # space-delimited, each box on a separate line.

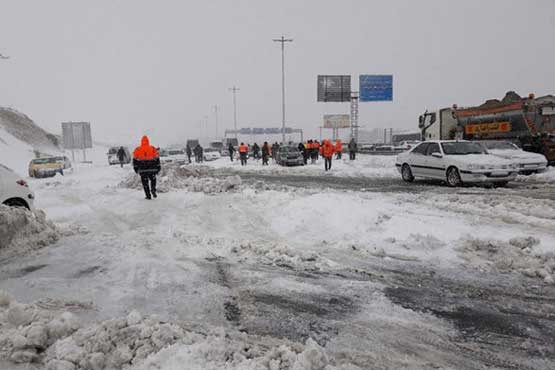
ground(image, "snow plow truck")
xmin=418 ymin=91 xmax=555 ymax=164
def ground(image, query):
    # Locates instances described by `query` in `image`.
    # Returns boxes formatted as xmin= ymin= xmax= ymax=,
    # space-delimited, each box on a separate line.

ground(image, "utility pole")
xmin=228 ymin=86 xmax=239 ymax=139
xmin=273 ymin=36 xmax=293 ymax=143
xmin=212 ymin=105 xmax=219 ymax=139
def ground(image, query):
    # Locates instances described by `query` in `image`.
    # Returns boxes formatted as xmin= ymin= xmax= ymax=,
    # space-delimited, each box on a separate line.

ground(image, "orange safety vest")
xmin=335 ymin=140 xmax=342 ymax=152
xmin=239 ymin=144 xmax=248 ymax=153
xmin=322 ymin=141 xmax=335 ymax=157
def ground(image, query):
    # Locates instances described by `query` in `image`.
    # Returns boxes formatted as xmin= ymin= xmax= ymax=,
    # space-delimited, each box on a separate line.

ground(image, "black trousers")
xmin=229 ymin=153 xmax=234 ymax=161
xmin=262 ymin=154 xmax=269 ymax=165
xmin=336 ymin=151 xmax=342 ymax=159
xmin=349 ymin=151 xmax=356 ymax=160
xmin=324 ymin=156 xmax=332 ymax=171
xmin=240 ymin=153 xmax=247 ymax=165
xmin=140 ymin=173 xmax=157 ymax=197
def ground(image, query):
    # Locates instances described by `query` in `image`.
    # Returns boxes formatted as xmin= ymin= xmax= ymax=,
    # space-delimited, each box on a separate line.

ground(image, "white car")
xmin=166 ymin=149 xmax=189 ymax=164
xmin=0 ymin=164 xmax=35 ymax=211
xmin=203 ymin=148 xmax=221 ymax=161
xmin=479 ymin=141 xmax=547 ymax=174
xmin=396 ymin=140 xmax=519 ymax=187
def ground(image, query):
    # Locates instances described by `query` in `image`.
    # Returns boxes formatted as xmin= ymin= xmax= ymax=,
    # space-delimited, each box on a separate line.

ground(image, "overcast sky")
xmin=1 ymin=0 xmax=554 ymax=145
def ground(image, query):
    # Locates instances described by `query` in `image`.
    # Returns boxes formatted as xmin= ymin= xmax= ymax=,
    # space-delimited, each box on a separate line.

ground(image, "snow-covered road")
xmin=1 ymin=155 xmax=555 ymax=369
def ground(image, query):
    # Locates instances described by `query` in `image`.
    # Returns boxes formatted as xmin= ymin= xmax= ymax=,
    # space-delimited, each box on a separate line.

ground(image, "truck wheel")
xmin=3 ymin=198 xmax=30 ymax=210
xmin=446 ymin=167 xmax=462 ymax=187
xmin=401 ymin=164 xmax=414 ymax=182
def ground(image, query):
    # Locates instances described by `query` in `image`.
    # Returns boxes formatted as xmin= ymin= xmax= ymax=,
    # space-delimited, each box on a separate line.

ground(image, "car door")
xmin=407 ymin=143 xmax=429 ymax=177
xmin=423 ymin=142 xmax=445 ymax=179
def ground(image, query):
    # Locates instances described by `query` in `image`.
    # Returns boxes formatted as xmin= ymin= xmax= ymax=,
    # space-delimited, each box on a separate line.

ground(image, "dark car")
xmin=276 ymin=146 xmax=304 ymax=166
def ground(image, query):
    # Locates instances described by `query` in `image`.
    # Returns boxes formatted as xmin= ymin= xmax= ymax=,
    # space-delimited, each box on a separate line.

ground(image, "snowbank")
xmin=458 ymin=237 xmax=555 ymax=284
xmin=0 ymin=205 xmax=59 ymax=258
xmin=516 ymin=167 xmax=555 ymax=183
xmin=118 ymin=164 xmax=241 ymax=194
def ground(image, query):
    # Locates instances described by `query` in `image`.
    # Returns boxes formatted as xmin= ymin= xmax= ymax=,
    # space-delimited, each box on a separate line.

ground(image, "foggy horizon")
xmin=1 ymin=0 xmax=554 ymax=146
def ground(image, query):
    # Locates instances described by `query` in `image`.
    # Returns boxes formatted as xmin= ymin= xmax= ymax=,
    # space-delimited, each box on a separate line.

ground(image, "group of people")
xmin=130 ymin=135 xmax=359 ymax=199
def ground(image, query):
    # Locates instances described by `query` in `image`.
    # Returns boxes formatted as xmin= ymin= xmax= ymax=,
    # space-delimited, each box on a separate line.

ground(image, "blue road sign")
xmin=359 ymin=75 xmax=393 ymax=102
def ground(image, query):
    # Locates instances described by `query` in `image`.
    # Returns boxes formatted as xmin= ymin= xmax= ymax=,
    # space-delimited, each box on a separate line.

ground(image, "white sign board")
xmin=62 ymin=122 xmax=92 ymax=149
xmin=323 ymin=114 xmax=350 ymax=128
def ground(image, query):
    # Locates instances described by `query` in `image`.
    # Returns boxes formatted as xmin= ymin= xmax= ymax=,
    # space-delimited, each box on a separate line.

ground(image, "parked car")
xmin=478 ymin=141 xmax=548 ymax=174
xmin=276 ymin=146 xmax=304 ymax=166
xmin=107 ymin=146 xmax=131 ymax=165
xmin=203 ymin=148 xmax=221 ymax=161
xmin=28 ymin=157 xmax=65 ymax=178
xmin=396 ymin=140 xmax=519 ymax=187
xmin=1 ymin=164 xmax=35 ymax=210
xmin=166 ymin=149 xmax=188 ymax=164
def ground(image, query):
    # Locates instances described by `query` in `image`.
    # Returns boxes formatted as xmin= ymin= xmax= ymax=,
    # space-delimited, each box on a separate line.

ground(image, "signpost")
xmin=359 ymin=75 xmax=393 ymax=102
xmin=61 ymin=122 xmax=92 ymax=162
xmin=317 ymin=75 xmax=351 ymax=102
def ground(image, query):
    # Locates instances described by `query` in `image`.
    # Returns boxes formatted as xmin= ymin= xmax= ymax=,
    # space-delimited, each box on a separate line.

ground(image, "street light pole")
xmin=228 ymin=86 xmax=239 ymax=139
xmin=212 ymin=105 xmax=219 ymax=139
xmin=273 ymin=36 xmax=293 ymax=144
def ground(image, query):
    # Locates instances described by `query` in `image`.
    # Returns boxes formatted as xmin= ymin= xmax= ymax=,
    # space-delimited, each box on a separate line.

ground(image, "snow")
xmin=1 ymin=135 xmax=555 ymax=368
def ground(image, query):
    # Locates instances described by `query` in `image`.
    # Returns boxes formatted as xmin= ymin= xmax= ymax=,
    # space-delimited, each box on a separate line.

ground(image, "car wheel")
xmin=446 ymin=167 xmax=462 ymax=187
xmin=3 ymin=198 xmax=30 ymax=210
xmin=401 ymin=164 xmax=414 ymax=182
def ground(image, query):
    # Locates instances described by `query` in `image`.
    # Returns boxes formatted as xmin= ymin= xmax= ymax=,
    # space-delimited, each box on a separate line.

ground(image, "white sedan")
xmin=396 ymin=140 xmax=519 ymax=186
xmin=479 ymin=141 xmax=547 ymax=174
xmin=0 ymin=164 xmax=35 ymax=211
xmin=203 ymin=148 xmax=221 ymax=161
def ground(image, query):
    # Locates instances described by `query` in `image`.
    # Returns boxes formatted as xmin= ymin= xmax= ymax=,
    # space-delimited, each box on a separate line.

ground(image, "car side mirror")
xmin=431 ymin=152 xmax=443 ymax=158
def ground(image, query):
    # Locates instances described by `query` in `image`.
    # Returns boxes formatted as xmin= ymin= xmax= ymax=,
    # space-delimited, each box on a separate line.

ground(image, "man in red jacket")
xmin=132 ymin=135 xmax=161 ymax=199
xmin=321 ymin=140 xmax=335 ymax=171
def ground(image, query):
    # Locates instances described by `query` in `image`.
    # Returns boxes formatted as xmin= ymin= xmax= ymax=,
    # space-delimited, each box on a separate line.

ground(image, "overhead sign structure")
xmin=61 ymin=122 xmax=92 ymax=149
xmin=317 ymin=75 xmax=351 ymax=102
xmin=359 ymin=75 xmax=393 ymax=102
xmin=232 ymin=127 xmax=296 ymax=135
xmin=323 ymin=114 xmax=350 ymax=128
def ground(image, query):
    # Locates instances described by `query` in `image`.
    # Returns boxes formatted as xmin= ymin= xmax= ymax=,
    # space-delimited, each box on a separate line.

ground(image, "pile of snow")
xmin=516 ymin=167 xmax=555 ymax=183
xmin=0 ymin=205 xmax=59 ymax=258
xmin=119 ymin=164 xmax=241 ymax=194
xmin=458 ymin=237 xmax=555 ymax=284
xmin=230 ymin=242 xmax=335 ymax=272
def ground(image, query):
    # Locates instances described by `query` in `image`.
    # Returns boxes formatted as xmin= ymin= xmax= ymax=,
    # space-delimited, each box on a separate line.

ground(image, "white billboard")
xmin=62 ymin=122 xmax=92 ymax=150
xmin=323 ymin=114 xmax=350 ymax=128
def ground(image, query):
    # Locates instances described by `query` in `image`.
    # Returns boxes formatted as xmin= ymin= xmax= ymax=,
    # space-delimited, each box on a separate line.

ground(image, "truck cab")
xmin=419 ymin=108 xmax=458 ymax=141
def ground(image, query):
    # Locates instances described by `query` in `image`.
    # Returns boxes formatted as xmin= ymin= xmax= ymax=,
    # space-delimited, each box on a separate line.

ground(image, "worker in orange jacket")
xmin=321 ymin=139 xmax=335 ymax=171
xmin=311 ymin=140 xmax=320 ymax=163
xmin=132 ymin=135 xmax=161 ymax=199
xmin=239 ymin=142 xmax=248 ymax=166
xmin=335 ymin=139 xmax=342 ymax=159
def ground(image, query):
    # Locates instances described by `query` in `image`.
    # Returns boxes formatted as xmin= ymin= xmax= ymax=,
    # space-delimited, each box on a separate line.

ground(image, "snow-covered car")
xmin=166 ymin=149 xmax=188 ymax=164
xmin=203 ymin=148 xmax=221 ymax=161
xmin=479 ymin=141 xmax=548 ymax=174
xmin=1 ymin=164 xmax=35 ymax=211
xmin=107 ymin=147 xmax=131 ymax=165
xmin=276 ymin=146 xmax=304 ymax=166
xmin=28 ymin=157 xmax=64 ymax=178
xmin=396 ymin=140 xmax=519 ymax=187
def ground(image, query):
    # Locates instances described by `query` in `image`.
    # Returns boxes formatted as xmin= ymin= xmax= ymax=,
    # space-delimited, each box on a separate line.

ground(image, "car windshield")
xmin=108 ymin=148 xmax=118 ymax=154
xmin=32 ymin=158 xmax=57 ymax=164
xmin=441 ymin=142 xmax=486 ymax=155
xmin=482 ymin=141 xmax=518 ymax=150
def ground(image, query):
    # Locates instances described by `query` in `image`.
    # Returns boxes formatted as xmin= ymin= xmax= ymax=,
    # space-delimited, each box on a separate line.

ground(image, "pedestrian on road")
xmin=271 ymin=142 xmax=279 ymax=162
xmin=117 ymin=146 xmax=127 ymax=168
xmin=194 ymin=144 xmax=204 ymax=163
xmin=322 ymin=139 xmax=335 ymax=171
xmin=335 ymin=139 xmax=342 ymax=159
xmin=348 ymin=138 xmax=357 ymax=160
xmin=239 ymin=142 xmax=248 ymax=166
xmin=262 ymin=142 xmax=270 ymax=165
xmin=186 ymin=145 xmax=192 ymax=164
xmin=228 ymin=143 xmax=235 ymax=162
xmin=133 ymin=135 xmax=161 ymax=200
xmin=252 ymin=143 xmax=260 ymax=160
xmin=311 ymin=140 xmax=320 ymax=163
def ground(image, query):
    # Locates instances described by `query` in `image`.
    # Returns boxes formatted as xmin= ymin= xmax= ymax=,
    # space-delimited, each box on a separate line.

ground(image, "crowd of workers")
xmin=130 ymin=135 xmax=359 ymax=199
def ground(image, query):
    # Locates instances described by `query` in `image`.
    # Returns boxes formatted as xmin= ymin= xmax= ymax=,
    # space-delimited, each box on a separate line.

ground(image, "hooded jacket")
xmin=322 ymin=140 xmax=335 ymax=158
xmin=133 ymin=136 xmax=161 ymax=174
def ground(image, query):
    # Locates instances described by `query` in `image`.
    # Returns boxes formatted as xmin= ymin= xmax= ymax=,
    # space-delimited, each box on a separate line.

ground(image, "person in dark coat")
xmin=193 ymin=144 xmax=204 ymax=163
xmin=298 ymin=142 xmax=307 ymax=165
xmin=261 ymin=142 xmax=270 ymax=165
xmin=228 ymin=143 xmax=235 ymax=161
xmin=186 ymin=145 xmax=192 ymax=163
xmin=348 ymin=138 xmax=357 ymax=160
xmin=271 ymin=142 xmax=278 ymax=162
xmin=116 ymin=146 xmax=127 ymax=168
xmin=252 ymin=143 xmax=260 ymax=160
xmin=133 ymin=136 xmax=161 ymax=199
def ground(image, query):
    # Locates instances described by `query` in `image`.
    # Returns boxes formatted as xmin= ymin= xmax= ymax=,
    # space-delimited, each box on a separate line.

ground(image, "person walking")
xmin=261 ymin=141 xmax=270 ymax=165
xmin=311 ymin=140 xmax=320 ymax=164
xmin=133 ymin=135 xmax=161 ymax=200
xmin=117 ymin=146 xmax=127 ymax=168
xmin=322 ymin=139 xmax=335 ymax=171
xmin=239 ymin=142 xmax=248 ymax=166
xmin=252 ymin=143 xmax=260 ymax=160
xmin=348 ymin=138 xmax=357 ymax=160
xmin=271 ymin=142 xmax=279 ymax=162
xmin=335 ymin=139 xmax=342 ymax=159
xmin=228 ymin=143 xmax=235 ymax=162
xmin=186 ymin=145 xmax=192 ymax=164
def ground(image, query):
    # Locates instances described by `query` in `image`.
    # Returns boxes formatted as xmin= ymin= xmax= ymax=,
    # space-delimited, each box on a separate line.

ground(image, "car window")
xmin=412 ymin=143 xmax=429 ymax=155
xmin=426 ymin=143 xmax=440 ymax=156
xmin=441 ymin=142 xmax=486 ymax=155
